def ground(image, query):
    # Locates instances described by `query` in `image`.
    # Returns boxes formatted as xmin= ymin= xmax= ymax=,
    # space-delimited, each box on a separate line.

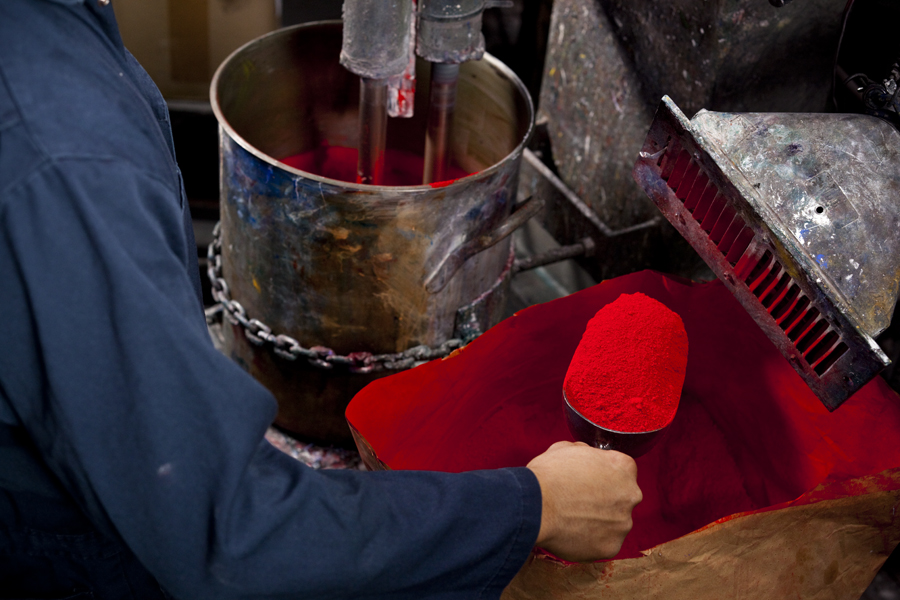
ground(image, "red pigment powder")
xmin=563 ymin=292 xmax=688 ymax=432
xmin=346 ymin=271 xmax=900 ymax=560
xmin=280 ymin=145 xmax=469 ymax=187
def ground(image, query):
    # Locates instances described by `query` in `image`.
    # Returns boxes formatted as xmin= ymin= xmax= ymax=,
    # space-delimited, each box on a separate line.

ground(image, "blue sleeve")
xmin=0 ymin=157 xmax=542 ymax=600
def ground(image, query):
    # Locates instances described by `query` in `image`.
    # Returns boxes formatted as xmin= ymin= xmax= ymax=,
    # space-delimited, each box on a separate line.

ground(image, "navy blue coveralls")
xmin=0 ymin=1 xmax=542 ymax=598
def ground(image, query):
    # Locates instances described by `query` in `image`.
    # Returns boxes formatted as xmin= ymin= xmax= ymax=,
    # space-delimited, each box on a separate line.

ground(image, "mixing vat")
xmin=210 ymin=22 xmax=535 ymax=444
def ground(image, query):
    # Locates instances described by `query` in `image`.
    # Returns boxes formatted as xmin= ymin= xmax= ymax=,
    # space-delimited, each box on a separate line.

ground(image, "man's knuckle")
xmin=625 ymin=458 xmax=638 ymax=475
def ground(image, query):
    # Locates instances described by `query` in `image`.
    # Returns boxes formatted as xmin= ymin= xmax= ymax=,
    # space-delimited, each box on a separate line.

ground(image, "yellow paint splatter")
xmin=328 ymin=227 xmax=350 ymax=240
xmin=252 ymin=277 xmax=261 ymax=293
xmin=549 ymin=67 xmax=556 ymax=76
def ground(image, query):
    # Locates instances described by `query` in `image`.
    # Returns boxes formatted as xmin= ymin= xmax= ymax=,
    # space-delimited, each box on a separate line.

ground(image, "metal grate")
xmin=657 ymin=143 xmax=848 ymax=377
xmin=633 ymin=97 xmax=892 ymax=411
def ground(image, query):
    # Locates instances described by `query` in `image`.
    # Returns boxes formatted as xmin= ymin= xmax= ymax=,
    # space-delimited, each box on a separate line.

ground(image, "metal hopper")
xmin=633 ymin=96 xmax=900 ymax=410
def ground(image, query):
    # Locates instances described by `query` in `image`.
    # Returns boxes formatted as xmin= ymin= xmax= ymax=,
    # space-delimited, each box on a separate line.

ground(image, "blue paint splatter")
xmin=816 ymin=254 xmax=828 ymax=268
xmin=799 ymin=228 xmax=810 ymax=242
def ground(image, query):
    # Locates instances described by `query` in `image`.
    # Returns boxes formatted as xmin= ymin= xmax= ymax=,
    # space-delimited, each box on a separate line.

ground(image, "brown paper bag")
xmin=505 ymin=470 xmax=900 ymax=599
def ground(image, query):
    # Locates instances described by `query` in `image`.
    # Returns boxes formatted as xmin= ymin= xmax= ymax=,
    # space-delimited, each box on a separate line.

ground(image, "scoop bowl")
xmin=563 ymin=390 xmax=670 ymax=458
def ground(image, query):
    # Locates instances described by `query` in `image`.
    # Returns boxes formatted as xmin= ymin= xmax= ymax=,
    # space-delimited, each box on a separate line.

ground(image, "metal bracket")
xmin=510 ymin=147 xmax=662 ymax=276
xmin=424 ymin=195 xmax=544 ymax=294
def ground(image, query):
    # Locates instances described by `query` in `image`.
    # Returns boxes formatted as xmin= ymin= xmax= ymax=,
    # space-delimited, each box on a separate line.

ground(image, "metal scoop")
xmin=563 ymin=390 xmax=670 ymax=458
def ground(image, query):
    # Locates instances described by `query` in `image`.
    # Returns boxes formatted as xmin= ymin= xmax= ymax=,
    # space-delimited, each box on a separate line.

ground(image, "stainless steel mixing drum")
xmin=210 ymin=22 xmax=535 ymax=443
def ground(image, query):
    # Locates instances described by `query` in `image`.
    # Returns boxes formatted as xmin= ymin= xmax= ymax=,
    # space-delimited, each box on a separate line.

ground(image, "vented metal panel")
xmin=633 ymin=97 xmax=889 ymax=411
xmin=657 ymin=144 xmax=850 ymax=380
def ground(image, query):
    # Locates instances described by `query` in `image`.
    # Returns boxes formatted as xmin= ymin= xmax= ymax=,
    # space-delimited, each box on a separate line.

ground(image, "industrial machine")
xmin=199 ymin=0 xmax=900 ymax=445
xmin=633 ymin=98 xmax=900 ymax=410
xmin=193 ymin=0 xmax=900 ymax=594
xmin=328 ymin=0 xmax=900 ymax=411
xmin=516 ymin=0 xmax=900 ymax=412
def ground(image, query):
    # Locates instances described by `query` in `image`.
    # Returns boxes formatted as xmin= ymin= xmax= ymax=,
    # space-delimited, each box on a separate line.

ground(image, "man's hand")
xmin=526 ymin=441 xmax=642 ymax=562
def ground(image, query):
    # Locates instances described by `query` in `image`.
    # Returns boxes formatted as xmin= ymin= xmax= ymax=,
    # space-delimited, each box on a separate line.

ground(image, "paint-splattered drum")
xmin=210 ymin=22 xmax=534 ymax=444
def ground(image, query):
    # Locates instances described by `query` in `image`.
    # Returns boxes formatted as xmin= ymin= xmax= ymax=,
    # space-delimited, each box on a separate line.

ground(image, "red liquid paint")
xmin=280 ymin=145 xmax=469 ymax=187
xmin=563 ymin=292 xmax=688 ymax=432
xmin=346 ymin=271 xmax=900 ymax=560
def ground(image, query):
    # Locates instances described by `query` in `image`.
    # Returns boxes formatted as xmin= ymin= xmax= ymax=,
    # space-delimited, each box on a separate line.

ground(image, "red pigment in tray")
xmin=345 ymin=272 xmax=900 ymax=560
xmin=280 ymin=146 xmax=469 ymax=187
xmin=564 ymin=292 xmax=689 ymax=432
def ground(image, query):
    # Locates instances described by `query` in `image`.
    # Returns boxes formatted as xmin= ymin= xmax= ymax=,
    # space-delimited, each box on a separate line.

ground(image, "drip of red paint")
xmin=280 ymin=145 xmax=469 ymax=187
xmin=563 ymin=293 xmax=688 ymax=433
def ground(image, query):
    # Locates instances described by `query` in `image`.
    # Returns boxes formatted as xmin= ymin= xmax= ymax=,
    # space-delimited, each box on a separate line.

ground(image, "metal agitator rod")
xmin=423 ymin=63 xmax=460 ymax=184
xmin=357 ymin=77 xmax=389 ymax=185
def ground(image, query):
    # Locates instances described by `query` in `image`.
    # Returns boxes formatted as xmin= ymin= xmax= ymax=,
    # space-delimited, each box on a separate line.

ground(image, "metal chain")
xmin=205 ymin=222 xmax=465 ymax=373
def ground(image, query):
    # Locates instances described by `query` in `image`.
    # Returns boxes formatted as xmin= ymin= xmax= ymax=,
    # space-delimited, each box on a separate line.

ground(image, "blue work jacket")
xmin=0 ymin=1 xmax=542 ymax=598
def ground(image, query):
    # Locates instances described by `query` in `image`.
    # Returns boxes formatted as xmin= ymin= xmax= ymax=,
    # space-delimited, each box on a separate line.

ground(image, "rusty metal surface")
xmin=211 ymin=22 xmax=533 ymax=442
xmin=633 ymin=97 xmax=892 ymax=410
xmin=206 ymin=226 xmax=465 ymax=372
xmin=533 ymin=0 xmax=847 ymax=280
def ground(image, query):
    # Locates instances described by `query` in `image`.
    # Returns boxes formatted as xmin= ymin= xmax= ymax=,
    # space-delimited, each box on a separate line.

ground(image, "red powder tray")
xmin=347 ymin=270 xmax=900 ymax=600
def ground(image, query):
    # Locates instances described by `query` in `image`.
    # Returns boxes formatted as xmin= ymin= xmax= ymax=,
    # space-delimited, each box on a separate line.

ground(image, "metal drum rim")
xmin=209 ymin=20 xmax=535 ymax=193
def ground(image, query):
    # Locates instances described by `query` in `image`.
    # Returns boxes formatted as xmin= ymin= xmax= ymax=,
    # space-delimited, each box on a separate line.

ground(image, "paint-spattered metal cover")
xmin=692 ymin=109 xmax=900 ymax=338
xmin=633 ymin=97 xmax=898 ymax=410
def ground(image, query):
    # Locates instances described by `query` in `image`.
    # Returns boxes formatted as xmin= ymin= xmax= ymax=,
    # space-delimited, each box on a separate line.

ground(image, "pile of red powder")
xmin=563 ymin=292 xmax=689 ymax=433
xmin=347 ymin=272 xmax=900 ymax=561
